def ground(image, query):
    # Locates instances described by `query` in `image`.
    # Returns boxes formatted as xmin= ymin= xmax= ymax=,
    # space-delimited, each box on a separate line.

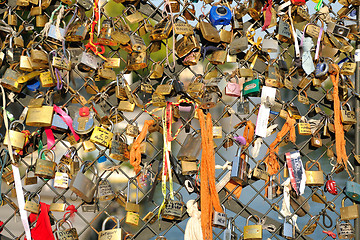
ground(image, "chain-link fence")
xmin=0 ymin=0 xmax=359 ymax=239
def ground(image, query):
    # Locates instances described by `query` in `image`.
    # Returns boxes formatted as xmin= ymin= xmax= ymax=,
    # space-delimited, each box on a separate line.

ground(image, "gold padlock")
xmin=118 ymin=101 xmax=135 ymax=112
xmin=298 ymin=117 xmax=312 ymax=136
xmin=24 ymin=193 xmax=41 ymax=214
xmin=149 ymin=62 xmax=164 ymax=79
xmin=341 ymin=103 xmax=356 ymax=125
xmin=181 ymin=160 xmax=198 ymax=175
xmin=213 ymin=126 xmax=223 ymax=139
xmin=39 ymin=71 xmax=55 ymax=88
xmin=89 ymin=121 xmax=114 ymax=148
xmin=340 ymin=197 xmax=360 ymax=221
xmin=305 ymin=161 xmax=324 ymax=186
xmin=311 ymin=134 xmax=322 ymax=148
xmin=34 ymin=149 xmax=57 ymax=179
xmin=3 ymin=120 xmax=26 ymax=150
xmin=244 ymin=215 xmax=262 ymax=240
xmin=26 ymin=105 xmax=54 ymax=127
xmin=99 ymin=216 xmax=122 ymax=240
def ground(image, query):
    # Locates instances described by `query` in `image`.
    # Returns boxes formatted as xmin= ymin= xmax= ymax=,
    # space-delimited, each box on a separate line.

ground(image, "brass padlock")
xmin=244 ymin=215 xmax=262 ymax=240
xmin=90 ymin=121 xmax=114 ymax=147
xmin=1 ymin=67 xmax=23 ymax=93
xmin=181 ymin=160 xmax=198 ymax=175
xmin=126 ymin=51 xmax=147 ymax=71
xmin=341 ymin=103 xmax=356 ymax=125
xmin=24 ymin=193 xmax=40 ymax=214
xmin=98 ymin=68 xmax=116 ymax=81
xmin=187 ymin=76 xmax=204 ymax=98
xmin=149 ymin=62 xmax=164 ymax=79
xmin=30 ymin=48 xmax=48 ymax=64
xmin=2 ymin=166 xmax=14 ymax=185
xmin=341 ymin=62 xmax=356 ymax=75
xmin=199 ymin=15 xmax=220 ymax=43
xmin=110 ymin=133 xmax=128 ymax=161
xmin=301 ymin=215 xmax=318 ymax=235
xmin=49 ymin=197 xmax=66 ymax=212
xmin=19 ymin=50 xmax=33 ymax=72
xmin=340 ymin=197 xmax=360 ymax=220
xmin=312 ymin=189 xmax=327 ymax=204
xmin=175 ymin=35 xmax=200 ymax=58
xmin=251 ymin=161 xmax=269 ymax=181
xmin=298 ymin=117 xmax=312 ymax=136
xmin=69 ymin=161 xmax=98 ymax=203
xmin=39 ymin=71 xmax=55 ymax=88
xmin=126 ymin=122 xmax=139 ymax=137
xmin=99 ymin=216 xmax=122 ymax=240
xmin=35 ymin=149 xmax=57 ymax=179
xmin=3 ymin=120 xmax=26 ymax=150
xmin=55 ymin=219 xmax=79 ymax=240
xmin=24 ymin=167 xmax=38 ymax=185
xmin=311 ymin=133 xmax=322 ymax=148
xmin=149 ymin=16 xmax=173 ymax=41
xmin=125 ymin=181 xmax=140 ymax=226
xmin=152 ymin=93 xmax=166 ymax=107
xmin=210 ymin=48 xmax=227 ymax=65
xmin=118 ymin=101 xmax=135 ymax=112
xmin=26 ymin=105 xmax=54 ymax=127
xmin=213 ymin=126 xmax=223 ymax=139
xmin=305 ymin=161 xmax=324 ymax=186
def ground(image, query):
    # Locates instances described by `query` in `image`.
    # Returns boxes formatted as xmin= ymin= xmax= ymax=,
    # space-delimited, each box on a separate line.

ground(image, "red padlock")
xmin=325 ymin=176 xmax=338 ymax=195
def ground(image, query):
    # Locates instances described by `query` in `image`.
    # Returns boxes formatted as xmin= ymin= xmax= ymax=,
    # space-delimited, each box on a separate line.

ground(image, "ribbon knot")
xmin=63 ymin=205 xmax=77 ymax=222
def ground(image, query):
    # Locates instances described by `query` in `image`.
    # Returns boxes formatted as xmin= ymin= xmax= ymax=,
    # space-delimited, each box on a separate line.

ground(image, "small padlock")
xmin=99 ymin=216 xmax=122 ymax=240
xmin=24 ymin=167 xmax=38 ymax=185
xmin=162 ymin=192 xmax=184 ymax=221
xmin=49 ymin=197 xmax=66 ymax=212
xmin=98 ymin=179 xmax=115 ymax=201
xmin=35 ymin=149 xmax=57 ymax=179
xmin=54 ymin=164 xmax=70 ymax=189
xmin=181 ymin=160 xmax=198 ymax=175
xmin=212 ymin=205 xmax=226 ymax=229
xmin=125 ymin=180 xmax=140 ymax=226
xmin=3 ymin=120 xmax=26 ymax=150
xmin=301 ymin=215 xmax=318 ymax=235
xmin=231 ymin=148 xmax=249 ymax=186
xmin=55 ymin=219 xmax=79 ymax=240
xmin=243 ymin=215 xmax=262 ymax=240
xmin=90 ymin=121 xmax=114 ymax=147
xmin=126 ymin=122 xmax=139 ymax=137
xmin=298 ymin=117 xmax=312 ymax=136
xmin=110 ymin=133 xmax=128 ymax=161
xmin=213 ymin=126 xmax=223 ymax=139
xmin=340 ymin=197 xmax=360 ymax=220
xmin=311 ymin=134 xmax=323 ymax=148
xmin=341 ymin=103 xmax=356 ymax=125
xmin=251 ymin=161 xmax=269 ymax=181
xmin=336 ymin=217 xmax=354 ymax=239
xmin=24 ymin=193 xmax=40 ymax=214
xmin=305 ymin=161 xmax=324 ymax=186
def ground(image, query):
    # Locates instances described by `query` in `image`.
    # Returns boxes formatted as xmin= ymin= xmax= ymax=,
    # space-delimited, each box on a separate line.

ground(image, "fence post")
xmin=355 ymin=6 xmax=360 ymax=240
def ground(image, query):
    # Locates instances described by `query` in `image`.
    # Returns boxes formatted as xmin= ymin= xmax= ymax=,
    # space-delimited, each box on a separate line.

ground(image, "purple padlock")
xmin=233 ymin=135 xmax=247 ymax=145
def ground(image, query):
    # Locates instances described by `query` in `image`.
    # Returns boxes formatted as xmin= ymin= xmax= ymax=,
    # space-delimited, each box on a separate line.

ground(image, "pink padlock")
xmin=233 ymin=135 xmax=246 ymax=145
xmin=225 ymin=77 xmax=241 ymax=97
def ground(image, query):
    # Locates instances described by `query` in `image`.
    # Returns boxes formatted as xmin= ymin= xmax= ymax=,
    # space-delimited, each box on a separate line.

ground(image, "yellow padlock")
xmin=90 ymin=121 xmax=114 ymax=147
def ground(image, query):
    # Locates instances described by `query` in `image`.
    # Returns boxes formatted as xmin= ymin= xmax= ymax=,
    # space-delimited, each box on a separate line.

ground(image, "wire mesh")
xmin=0 ymin=0 xmax=358 ymax=240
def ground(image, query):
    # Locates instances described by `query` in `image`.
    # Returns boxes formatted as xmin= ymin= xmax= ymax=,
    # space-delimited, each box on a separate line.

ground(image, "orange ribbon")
xmin=197 ymin=109 xmax=222 ymax=240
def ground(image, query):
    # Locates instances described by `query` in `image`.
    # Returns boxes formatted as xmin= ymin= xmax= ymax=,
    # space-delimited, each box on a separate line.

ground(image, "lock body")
xmin=345 ymin=181 xmax=360 ymax=202
xmin=305 ymin=161 xmax=324 ymax=186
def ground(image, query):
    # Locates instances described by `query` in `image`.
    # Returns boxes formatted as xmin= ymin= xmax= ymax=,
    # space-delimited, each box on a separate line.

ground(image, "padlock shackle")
xmin=102 ymin=216 xmax=120 ymax=231
xmin=341 ymin=197 xmax=357 ymax=207
xmin=79 ymin=161 xmax=98 ymax=179
xmin=305 ymin=160 xmax=322 ymax=171
xmin=56 ymin=219 xmax=73 ymax=231
xmin=9 ymin=120 xmax=25 ymax=131
xmin=246 ymin=215 xmax=260 ymax=225
xmin=26 ymin=192 xmax=41 ymax=203
xmin=38 ymin=149 xmax=56 ymax=162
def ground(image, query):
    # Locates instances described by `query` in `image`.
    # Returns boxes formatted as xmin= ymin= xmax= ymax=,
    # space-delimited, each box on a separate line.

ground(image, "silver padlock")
xmin=99 ymin=216 xmax=122 ymax=240
xmin=98 ymin=179 xmax=115 ymax=201
xmin=69 ymin=161 xmax=98 ymax=203
xmin=177 ymin=130 xmax=202 ymax=161
xmin=54 ymin=164 xmax=70 ymax=189
xmin=336 ymin=217 xmax=354 ymax=239
xmin=212 ymin=205 xmax=227 ymax=229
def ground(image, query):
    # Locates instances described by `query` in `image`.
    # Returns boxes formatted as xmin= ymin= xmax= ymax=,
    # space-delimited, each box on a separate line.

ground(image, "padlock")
xmin=311 ymin=134 xmax=323 ymax=148
xmin=287 ymin=104 xmax=301 ymax=120
xmin=24 ymin=167 xmax=38 ymax=185
xmin=149 ymin=16 xmax=173 ymax=41
xmin=305 ymin=161 xmax=324 ymax=186
xmin=3 ymin=120 xmax=26 ymax=150
xmin=301 ymin=215 xmax=318 ymax=235
xmin=339 ymin=78 xmax=348 ymax=102
xmin=8 ymin=9 xmax=17 ymax=26
xmin=183 ymin=3 xmax=196 ymax=20
xmin=49 ymin=197 xmax=66 ymax=212
xmin=200 ymin=85 xmax=222 ymax=109
xmin=2 ymin=167 xmax=14 ymax=185
xmin=298 ymin=117 xmax=312 ymax=136
xmin=182 ymin=51 xmax=201 ymax=65
xmin=1 ymin=67 xmax=23 ymax=93
xmin=52 ymin=109 xmax=70 ymax=132
xmin=149 ymin=62 xmax=164 ymax=79
xmin=225 ymin=76 xmax=241 ymax=97
xmin=345 ymin=180 xmax=360 ymax=202
xmin=125 ymin=181 xmax=140 ymax=226
xmin=340 ymin=197 xmax=360 ymax=220
xmin=229 ymin=34 xmax=248 ymax=56
xmin=243 ymin=215 xmax=262 ymax=240
xmin=54 ymin=164 xmax=70 ymax=189
xmin=187 ymin=76 xmax=204 ymax=98
xmin=210 ymin=47 xmax=227 ymax=65
xmin=175 ymin=35 xmax=200 ymax=58
xmin=262 ymin=37 xmax=279 ymax=53
xmin=341 ymin=103 xmax=356 ymax=125
xmin=298 ymin=91 xmax=310 ymax=105
xmin=336 ymin=217 xmax=354 ymax=239
xmin=110 ymin=133 xmax=128 ymax=161
xmin=177 ymin=131 xmax=202 ymax=161
xmin=24 ymin=193 xmax=40 ymax=214
xmin=327 ymin=21 xmax=350 ymax=38
xmin=55 ymin=219 xmax=79 ymax=240
xmin=81 ymin=199 xmax=99 ymax=213
xmin=231 ymin=148 xmax=249 ymax=186
xmin=243 ymin=79 xmax=260 ymax=97
xmin=90 ymin=121 xmax=114 ymax=147
xmin=35 ymin=149 xmax=57 ymax=179
xmin=78 ymin=52 xmax=101 ymax=71
xmin=26 ymin=105 xmax=54 ymax=127
xmin=325 ymin=175 xmax=338 ymax=195
xmin=30 ymin=47 xmax=48 ymax=64
xmin=162 ymin=192 xmax=184 ymax=221
xmin=212 ymin=205 xmax=226 ymax=229
xmin=98 ymin=179 xmax=115 ymax=201
xmin=199 ymin=15 xmax=221 ymax=43
xmin=209 ymin=5 xmax=232 ymax=26
xmin=39 ymin=71 xmax=55 ymax=88
xmin=99 ymin=216 xmax=122 ymax=240
xmin=118 ymin=101 xmax=135 ymax=112
xmin=69 ymin=161 xmax=98 ymax=203
xmin=72 ymin=107 xmax=96 ymax=135
xmin=98 ymin=19 xmax=117 ymax=46
xmin=126 ymin=122 xmax=139 ymax=137
xmin=251 ymin=161 xmax=269 ymax=181
xmin=19 ymin=50 xmax=33 ymax=72
xmin=181 ymin=160 xmax=198 ymax=175
xmin=98 ymin=67 xmax=116 ymax=81
xmin=126 ymin=51 xmax=147 ymax=71
xmin=70 ymin=155 xmax=81 ymax=179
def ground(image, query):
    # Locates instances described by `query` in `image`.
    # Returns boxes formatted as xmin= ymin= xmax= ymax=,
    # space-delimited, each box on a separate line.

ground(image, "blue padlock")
xmin=27 ymin=80 xmax=40 ymax=91
xmin=345 ymin=181 xmax=360 ymax=202
xmin=209 ymin=6 xmax=232 ymax=26
xmin=315 ymin=62 xmax=329 ymax=78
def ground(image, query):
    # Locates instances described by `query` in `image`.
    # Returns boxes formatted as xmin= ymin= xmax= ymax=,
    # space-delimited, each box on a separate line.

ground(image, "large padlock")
xmin=3 ymin=120 xmax=26 ymax=150
xmin=231 ymin=148 xmax=249 ymax=186
xmin=212 ymin=205 xmax=226 ymax=229
xmin=340 ymin=197 xmax=360 ymax=221
xmin=26 ymin=105 xmax=54 ymax=127
xmin=24 ymin=193 xmax=40 ymax=214
xmin=55 ymin=219 xmax=79 ymax=240
xmin=162 ymin=192 xmax=184 ymax=221
xmin=177 ymin=130 xmax=202 ymax=161
xmin=99 ymin=216 xmax=122 ymax=240
xmin=90 ymin=121 xmax=114 ymax=148
xmin=341 ymin=103 xmax=356 ymax=125
xmin=54 ymin=164 xmax=70 ymax=189
xmin=336 ymin=217 xmax=354 ymax=239
xmin=98 ymin=179 xmax=115 ymax=201
xmin=345 ymin=180 xmax=360 ymax=202
xmin=305 ymin=161 xmax=324 ymax=186
xmin=35 ymin=149 xmax=57 ymax=179
xmin=69 ymin=161 xmax=98 ymax=203
xmin=244 ymin=215 xmax=262 ymax=240
xmin=72 ymin=107 xmax=96 ymax=135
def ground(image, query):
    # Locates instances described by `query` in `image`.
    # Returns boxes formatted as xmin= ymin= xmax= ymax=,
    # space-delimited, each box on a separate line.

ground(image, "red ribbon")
xmin=63 ymin=205 xmax=77 ymax=222
xmin=262 ymin=0 xmax=273 ymax=31
xmin=25 ymin=202 xmax=55 ymax=240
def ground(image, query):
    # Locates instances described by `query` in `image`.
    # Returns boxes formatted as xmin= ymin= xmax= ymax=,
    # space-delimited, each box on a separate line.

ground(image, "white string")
xmin=251 ymin=138 xmax=262 ymax=158
xmin=184 ymin=200 xmax=203 ymax=240
xmin=55 ymin=5 xmax=65 ymax=41
xmin=215 ymin=161 xmax=232 ymax=170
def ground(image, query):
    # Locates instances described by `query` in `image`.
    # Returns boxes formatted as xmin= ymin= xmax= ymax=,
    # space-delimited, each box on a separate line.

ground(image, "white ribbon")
xmin=280 ymin=178 xmax=299 ymax=231
xmin=184 ymin=200 xmax=203 ymax=240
